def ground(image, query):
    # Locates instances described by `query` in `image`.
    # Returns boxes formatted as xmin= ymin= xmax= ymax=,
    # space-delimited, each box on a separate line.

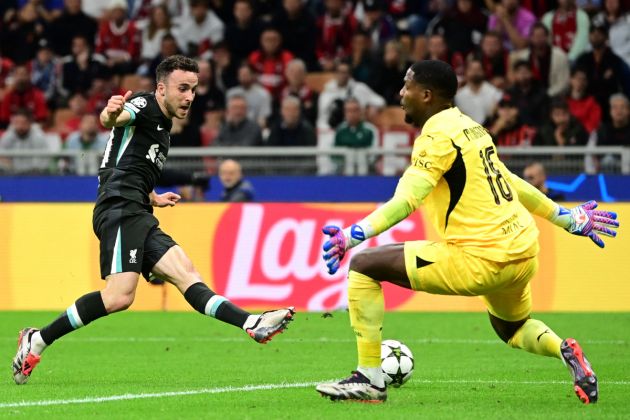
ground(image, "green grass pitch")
xmin=1 ymin=311 xmax=629 ymax=419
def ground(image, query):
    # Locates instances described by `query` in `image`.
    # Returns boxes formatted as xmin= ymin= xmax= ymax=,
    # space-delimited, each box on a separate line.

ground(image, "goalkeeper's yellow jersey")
xmin=408 ymin=106 xmax=539 ymax=261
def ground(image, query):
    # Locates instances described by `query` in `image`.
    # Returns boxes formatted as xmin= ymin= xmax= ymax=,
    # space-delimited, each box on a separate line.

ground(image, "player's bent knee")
xmin=349 ymin=248 xmax=377 ymax=274
xmin=488 ymin=312 xmax=528 ymax=343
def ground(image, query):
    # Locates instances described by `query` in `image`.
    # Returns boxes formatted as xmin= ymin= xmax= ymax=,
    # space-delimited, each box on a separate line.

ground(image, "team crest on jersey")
xmin=130 ymin=97 xmax=147 ymax=108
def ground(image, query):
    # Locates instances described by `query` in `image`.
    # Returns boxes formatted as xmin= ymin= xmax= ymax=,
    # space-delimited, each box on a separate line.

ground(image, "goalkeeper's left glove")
xmin=554 ymin=200 xmax=619 ymax=248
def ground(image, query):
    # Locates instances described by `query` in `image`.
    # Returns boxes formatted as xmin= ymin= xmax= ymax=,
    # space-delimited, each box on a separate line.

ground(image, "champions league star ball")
xmin=381 ymin=339 xmax=414 ymax=387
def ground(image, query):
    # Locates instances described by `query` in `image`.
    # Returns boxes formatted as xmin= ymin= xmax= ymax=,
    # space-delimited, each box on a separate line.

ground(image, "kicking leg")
xmin=13 ymin=272 xmax=138 ymax=385
xmin=151 ymin=245 xmax=294 ymax=344
xmin=484 ymin=266 xmax=598 ymax=404
xmin=317 ymin=244 xmax=408 ymax=402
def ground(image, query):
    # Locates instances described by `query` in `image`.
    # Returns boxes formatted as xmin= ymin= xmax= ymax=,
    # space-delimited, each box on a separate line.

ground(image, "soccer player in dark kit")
xmin=13 ymin=55 xmax=295 ymax=385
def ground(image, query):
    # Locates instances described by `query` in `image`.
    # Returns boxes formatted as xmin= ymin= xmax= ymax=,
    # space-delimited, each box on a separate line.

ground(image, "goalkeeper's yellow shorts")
xmin=403 ymin=241 xmax=538 ymax=322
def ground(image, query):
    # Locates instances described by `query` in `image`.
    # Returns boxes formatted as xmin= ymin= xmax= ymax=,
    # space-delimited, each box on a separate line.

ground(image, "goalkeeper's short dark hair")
xmin=409 ymin=60 xmax=458 ymax=101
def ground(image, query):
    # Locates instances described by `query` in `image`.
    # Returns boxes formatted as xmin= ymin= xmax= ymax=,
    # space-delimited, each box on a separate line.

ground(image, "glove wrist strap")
xmin=343 ymin=222 xmax=375 ymax=249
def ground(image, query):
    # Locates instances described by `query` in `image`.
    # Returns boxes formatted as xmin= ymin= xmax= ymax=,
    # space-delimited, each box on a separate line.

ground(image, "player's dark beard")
xmin=404 ymin=112 xmax=419 ymax=127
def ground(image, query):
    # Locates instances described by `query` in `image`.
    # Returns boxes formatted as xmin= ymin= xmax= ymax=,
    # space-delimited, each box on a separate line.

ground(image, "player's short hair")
xmin=409 ymin=60 xmax=458 ymax=101
xmin=156 ymin=55 xmax=198 ymax=82
xmin=609 ymin=93 xmax=629 ymax=106
xmin=11 ymin=108 xmax=33 ymax=120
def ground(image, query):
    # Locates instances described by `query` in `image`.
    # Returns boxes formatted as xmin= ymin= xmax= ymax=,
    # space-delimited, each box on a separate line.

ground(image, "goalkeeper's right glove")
xmin=554 ymin=200 xmax=619 ymax=248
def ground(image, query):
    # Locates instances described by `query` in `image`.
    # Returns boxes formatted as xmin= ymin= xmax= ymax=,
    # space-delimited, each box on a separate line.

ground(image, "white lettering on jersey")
xmin=100 ymin=130 xmax=115 ymax=168
xmin=146 ymin=144 xmax=159 ymax=163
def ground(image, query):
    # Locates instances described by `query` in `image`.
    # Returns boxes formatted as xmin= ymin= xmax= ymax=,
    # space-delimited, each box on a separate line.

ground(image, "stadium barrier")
xmin=0 ymin=145 xmax=629 ymax=176
xmin=0 ymin=202 xmax=628 ymax=312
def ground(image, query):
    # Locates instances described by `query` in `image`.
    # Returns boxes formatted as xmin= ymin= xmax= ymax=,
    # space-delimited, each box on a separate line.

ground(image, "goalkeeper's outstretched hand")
xmin=560 ymin=200 xmax=619 ymax=248
xmin=322 ymin=225 xmax=349 ymax=275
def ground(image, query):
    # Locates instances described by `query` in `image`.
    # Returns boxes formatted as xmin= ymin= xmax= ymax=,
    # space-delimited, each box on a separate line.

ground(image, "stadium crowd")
xmin=0 ymin=0 xmax=629 ymax=175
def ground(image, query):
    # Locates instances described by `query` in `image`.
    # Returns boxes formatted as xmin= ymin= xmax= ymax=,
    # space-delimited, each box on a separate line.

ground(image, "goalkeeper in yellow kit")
xmin=315 ymin=60 xmax=619 ymax=404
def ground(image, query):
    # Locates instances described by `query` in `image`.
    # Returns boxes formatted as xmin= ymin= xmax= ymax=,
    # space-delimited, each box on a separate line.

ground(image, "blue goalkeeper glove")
xmin=556 ymin=201 xmax=619 ymax=248
xmin=322 ymin=225 xmax=349 ymax=275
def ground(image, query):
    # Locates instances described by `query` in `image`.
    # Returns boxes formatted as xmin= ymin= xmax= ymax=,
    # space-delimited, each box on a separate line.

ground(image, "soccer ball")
xmin=381 ymin=339 xmax=414 ymax=387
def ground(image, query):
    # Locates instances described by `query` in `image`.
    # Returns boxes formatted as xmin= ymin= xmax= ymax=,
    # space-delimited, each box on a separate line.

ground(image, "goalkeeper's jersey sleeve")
xmin=410 ymin=107 xmax=539 ymax=262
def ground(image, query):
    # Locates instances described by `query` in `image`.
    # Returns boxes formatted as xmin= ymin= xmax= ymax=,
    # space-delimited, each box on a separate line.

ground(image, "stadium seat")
xmin=305 ymin=72 xmax=335 ymax=93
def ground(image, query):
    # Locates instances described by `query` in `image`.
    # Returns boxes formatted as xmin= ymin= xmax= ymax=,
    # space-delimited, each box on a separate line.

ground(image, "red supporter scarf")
xmin=552 ymin=10 xmax=577 ymax=53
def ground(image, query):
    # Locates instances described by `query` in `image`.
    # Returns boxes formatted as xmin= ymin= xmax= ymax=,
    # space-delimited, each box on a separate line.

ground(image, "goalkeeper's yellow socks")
xmin=348 ymin=270 xmax=385 ymax=388
xmin=508 ymin=318 xmax=562 ymax=359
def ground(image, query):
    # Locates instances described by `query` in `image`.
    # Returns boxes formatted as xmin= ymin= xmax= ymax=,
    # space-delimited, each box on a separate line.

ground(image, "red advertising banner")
xmin=211 ymin=203 xmax=419 ymax=311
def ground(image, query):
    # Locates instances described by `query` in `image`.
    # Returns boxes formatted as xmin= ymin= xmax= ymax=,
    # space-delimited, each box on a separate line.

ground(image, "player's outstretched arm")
xmin=506 ymin=168 xmax=619 ymax=248
xmin=100 ymin=90 xmax=133 ymax=129
xmin=322 ymin=169 xmax=434 ymax=274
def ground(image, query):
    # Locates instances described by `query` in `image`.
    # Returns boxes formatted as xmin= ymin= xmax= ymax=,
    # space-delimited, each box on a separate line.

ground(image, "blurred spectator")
xmin=334 ymin=97 xmax=378 ymax=173
xmin=0 ymin=65 xmax=49 ymax=128
xmin=523 ymin=161 xmax=566 ymax=201
xmin=534 ymin=98 xmax=589 ymax=146
xmin=213 ymin=42 xmax=239 ymax=91
xmin=225 ymin=0 xmax=262 ymax=65
xmin=317 ymin=60 xmax=385 ymax=130
xmin=566 ymin=67 xmax=602 ymax=133
xmin=173 ymin=0 xmax=225 ymax=57
xmin=470 ymin=30 xmax=510 ymax=89
xmin=248 ymin=27 xmax=294 ymax=102
xmin=488 ymin=0 xmax=536 ymax=51
xmin=30 ymin=44 xmax=57 ymax=103
xmin=189 ymin=59 xmax=225 ymax=128
xmin=169 ymin=113 xmax=202 ymax=147
xmin=574 ymin=22 xmax=630 ymax=120
xmin=65 ymin=114 xmax=107 ymax=151
xmin=370 ymin=40 xmax=411 ymax=106
xmin=1 ymin=1 xmax=48 ymax=63
xmin=426 ymin=34 xmax=465 ymax=82
xmin=509 ymin=23 xmax=570 ymax=97
xmin=427 ymin=0 xmax=487 ymax=57
xmin=47 ymin=0 xmax=98 ymax=57
xmin=0 ymin=109 xmax=58 ymax=173
xmin=146 ymin=33 xmax=181 ymax=78
xmin=85 ymin=76 xmax=125 ymax=114
xmin=316 ymin=0 xmax=358 ymax=71
xmin=505 ymin=59 xmax=550 ymax=126
xmin=542 ymin=0 xmax=590 ymax=62
xmin=58 ymin=35 xmax=106 ymax=100
xmin=80 ymin=0 xmax=108 ymax=20
xmin=489 ymin=94 xmax=537 ymax=146
xmin=455 ymin=58 xmax=503 ymax=125
xmin=281 ymin=59 xmax=318 ymax=126
xmin=218 ymin=159 xmax=255 ymax=202
xmin=226 ymin=64 xmax=272 ymax=127
xmin=387 ymin=0 xmax=430 ymax=37
xmin=214 ymin=95 xmax=263 ymax=146
xmin=357 ymin=0 xmax=397 ymax=53
xmin=0 ymin=53 xmax=15 ymax=100
xmin=140 ymin=4 xmax=173 ymax=61
xmin=272 ymin=0 xmax=319 ymax=71
xmin=349 ymin=31 xmax=375 ymax=85
xmin=57 ymin=93 xmax=87 ymax=140
xmin=267 ymin=96 xmax=317 ymax=146
xmin=95 ymin=0 xmax=140 ymax=74
xmin=595 ymin=93 xmax=630 ymax=146
xmin=592 ymin=0 xmax=630 ymax=67
xmin=334 ymin=97 xmax=377 ymax=149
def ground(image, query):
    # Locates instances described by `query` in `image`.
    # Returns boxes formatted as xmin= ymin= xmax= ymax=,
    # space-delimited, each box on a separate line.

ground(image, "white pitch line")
xmin=2 ymin=378 xmax=630 ymax=409
xmin=0 ymin=381 xmax=321 ymax=409
xmin=0 ymin=337 xmax=626 ymax=345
